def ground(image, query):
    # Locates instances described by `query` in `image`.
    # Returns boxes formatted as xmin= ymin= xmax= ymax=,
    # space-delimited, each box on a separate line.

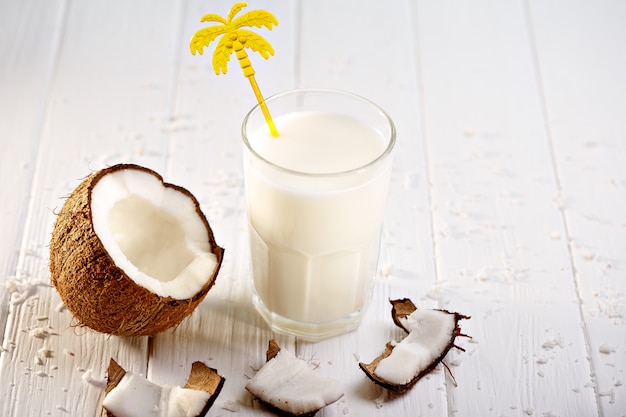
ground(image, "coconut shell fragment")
xmin=104 ymin=358 xmax=127 ymax=399
xmin=104 ymin=358 xmax=225 ymax=417
xmin=49 ymin=164 xmax=224 ymax=336
xmin=359 ymin=298 xmax=470 ymax=393
xmin=246 ymin=340 xmax=344 ymax=417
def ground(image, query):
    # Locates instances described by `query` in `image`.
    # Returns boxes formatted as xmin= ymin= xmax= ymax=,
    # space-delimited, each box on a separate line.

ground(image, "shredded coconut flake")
xmin=599 ymin=389 xmax=616 ymax=404
xmin=599 ymin=344 xmax=617 ymax=354
xmin=82 ymin=369 xmax=107 ymax=388
xmin=38 ymin=347 xmax=54 ymax=358
xmin=222 ymin=399 xmax=241 ymax=412
xmin=5 ymin=279 xmax=40 ymax=305
xmin=374 ymin=392 xmax=385 ymax=409
xmin=380 ymin=263 xmax=394 ymax=277
xmin=542 ymin=336 xmax=565 ymax=350
xmin=29 ymin=328 xmax=50 ymax=339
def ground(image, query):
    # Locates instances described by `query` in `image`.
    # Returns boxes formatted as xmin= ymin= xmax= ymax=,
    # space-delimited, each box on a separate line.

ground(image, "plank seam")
xmin=521 ymin=0 xmax=601 ymax=415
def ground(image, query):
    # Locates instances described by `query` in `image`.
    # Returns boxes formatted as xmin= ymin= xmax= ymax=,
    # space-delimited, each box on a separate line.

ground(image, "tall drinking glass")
xmin=242 ymin=89 xmax=395 ymax=341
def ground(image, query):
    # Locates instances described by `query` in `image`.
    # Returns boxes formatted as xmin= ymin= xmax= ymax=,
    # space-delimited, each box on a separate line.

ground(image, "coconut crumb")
xmin=449 ymin=357 xmax=462 ymax=367
xmin=373 ymin=391 xmax=385 ymax=409
xmin=82 ymin=369 xmax=106 ymax=388
xmin=380 ymin=263 xmax=394 ymax=278
xmin=542 ymin=336 xmax=565 ymax=350
xmin=599 ymin=389 xmax=616 ymax=404
xmin=5 ymin=279 xmax=39 ymax=306
xmin=29 ymin=328 xmax=50 ymax=339
xmin=425 ymin=287 xmax=446 ymax=302
xmin=222 ymin=399 xmax=241 ymax=412
xmin=583 ymin=252 xmax=595 ymax=261
xmin=523 ymin=407 xmax=534 ymax=415
xmin=38 ymin=347 xmax=54 ymax=358
xmin=599 ymin=344 xmax=617 ymax=354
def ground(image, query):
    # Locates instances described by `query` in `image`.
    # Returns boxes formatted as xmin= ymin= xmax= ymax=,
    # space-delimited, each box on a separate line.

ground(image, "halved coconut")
xmin=49 ymin=164 xmax=224 ymax=336
xmin=245 ymin=340 xmax=344 ymax=417
xmin=103 ymin=358 xmax=224 ymax=417
xmin=359 ymin=298 xmax=470 ymax=393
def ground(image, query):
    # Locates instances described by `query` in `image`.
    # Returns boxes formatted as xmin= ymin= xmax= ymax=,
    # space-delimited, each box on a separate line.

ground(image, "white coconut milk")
xmin=244 ymin=110 xmax=393 ymax=330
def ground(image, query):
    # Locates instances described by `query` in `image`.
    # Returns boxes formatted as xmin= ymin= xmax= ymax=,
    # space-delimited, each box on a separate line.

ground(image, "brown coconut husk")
xmin=49 ymin=164 xmax=224 ymax=337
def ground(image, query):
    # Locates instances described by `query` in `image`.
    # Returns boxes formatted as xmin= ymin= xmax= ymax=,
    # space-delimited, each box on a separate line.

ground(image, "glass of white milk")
xmin=242 ymin=89 xmax=395 ymax=341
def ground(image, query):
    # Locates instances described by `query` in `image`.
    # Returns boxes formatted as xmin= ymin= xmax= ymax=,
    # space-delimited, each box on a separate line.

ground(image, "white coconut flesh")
xmin=103 ymin=371 xmax=210 ymax=417
xmin=90 ymin=168 xmax=217 ymax=300
xmin=245 ymin=348 xmax=344 ymax=415
xmin=373 ymin=309 xmax=456 ymax=385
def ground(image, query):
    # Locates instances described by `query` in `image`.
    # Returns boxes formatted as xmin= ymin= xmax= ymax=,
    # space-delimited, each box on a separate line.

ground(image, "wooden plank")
xmin=0 ymin=0 xmax=180 ymax=415
xmin=0 ymin=0 xmax=66 ymax=344
xmin=527 ymin=1 xmax=626 ymax=415
xmin=413 ymin=0 xmax=598 ymax=415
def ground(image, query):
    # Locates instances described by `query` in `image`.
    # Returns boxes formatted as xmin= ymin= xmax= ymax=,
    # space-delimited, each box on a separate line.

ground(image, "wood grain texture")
xmin=0 ymin=0 xmax=624 ymax=416
xmin=528 ymin=1 xmax=626 ymax=414
xmin=0 ymin=0 xmax=67 ymax=346
xmin=414 ymin=0 xmax=599 ymax=415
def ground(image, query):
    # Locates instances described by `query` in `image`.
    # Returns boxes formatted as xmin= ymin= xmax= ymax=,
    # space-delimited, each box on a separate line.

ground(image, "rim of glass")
xmin=241 ymin=88 xmax=396 ymax=177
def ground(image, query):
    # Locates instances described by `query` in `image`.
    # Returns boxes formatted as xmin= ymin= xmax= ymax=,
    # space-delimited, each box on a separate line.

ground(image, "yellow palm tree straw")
xmin=190 ymin=2 xmax=279 ymax=136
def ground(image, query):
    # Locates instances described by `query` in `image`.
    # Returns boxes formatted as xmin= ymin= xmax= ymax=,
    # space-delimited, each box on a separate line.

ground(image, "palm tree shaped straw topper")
xmin=190 ymin=2 xmax=279 ymax=136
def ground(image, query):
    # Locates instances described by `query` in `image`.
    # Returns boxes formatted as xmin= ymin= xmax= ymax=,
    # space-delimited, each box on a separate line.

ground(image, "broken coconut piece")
xmin=245 ymin=340 xmax=344 ymax=417
xmin=359 ymin=298 xmax=470 ymax=393
xmin=49 ymin=164 xmax=224 ymax=336
xmin=103 ymin=358 xmax=224 ymax=417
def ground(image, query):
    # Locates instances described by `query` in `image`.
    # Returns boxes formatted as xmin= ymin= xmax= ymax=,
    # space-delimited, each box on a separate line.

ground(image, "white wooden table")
xmin=1 ymin=1 xmax=625 ymax=416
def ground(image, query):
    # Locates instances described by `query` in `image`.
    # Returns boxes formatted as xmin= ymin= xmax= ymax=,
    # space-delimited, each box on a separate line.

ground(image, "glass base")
xmin=252 ymin=292 xmax=365 ymax=342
